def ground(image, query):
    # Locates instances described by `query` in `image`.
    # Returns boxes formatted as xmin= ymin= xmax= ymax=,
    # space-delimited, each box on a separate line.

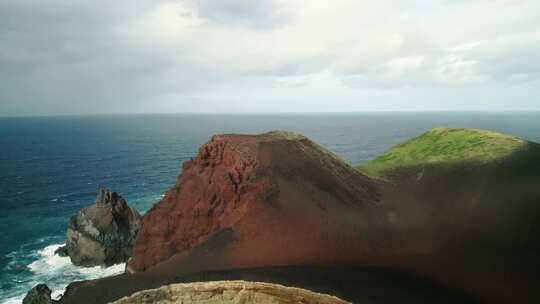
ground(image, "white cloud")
xmin=384 ymin=56 xmax=426 ymax=79
xmin=196 ymin=0 xmax=291 ymax=30
xmin=0 ymin=0 xmax=539 ymax=115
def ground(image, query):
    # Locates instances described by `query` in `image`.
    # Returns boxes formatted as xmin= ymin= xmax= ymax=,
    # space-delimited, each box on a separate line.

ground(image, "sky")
xmin=0 ymin=0 xmax=539 ymax=116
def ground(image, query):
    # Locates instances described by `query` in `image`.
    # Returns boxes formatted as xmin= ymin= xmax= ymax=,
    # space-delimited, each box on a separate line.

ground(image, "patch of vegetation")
xmin=357 ymin=128 xmax=527 ymax=179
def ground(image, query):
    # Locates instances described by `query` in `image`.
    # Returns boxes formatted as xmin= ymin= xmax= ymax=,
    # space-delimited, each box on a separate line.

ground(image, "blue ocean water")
xmin=1 ymin=112 xmax=540 ymax=303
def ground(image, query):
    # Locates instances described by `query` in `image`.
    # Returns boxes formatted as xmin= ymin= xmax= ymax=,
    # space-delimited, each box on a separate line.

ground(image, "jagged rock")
xmin=65 ymin=188 xmax=142 ymax=267
xmin=23 ymin=284 xmax=54 ymax=304
xmin=112 ymin=281 xmax=350 ymax=304
xmin=54 ymin=246 xmax=68 ymax=257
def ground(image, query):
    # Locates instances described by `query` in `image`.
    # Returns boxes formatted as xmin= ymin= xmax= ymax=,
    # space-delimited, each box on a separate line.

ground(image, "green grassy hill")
xmin=357 ymin=128 xmax=528 ymax=179
xmin=356 ymin=127 xmax=540 ymax=303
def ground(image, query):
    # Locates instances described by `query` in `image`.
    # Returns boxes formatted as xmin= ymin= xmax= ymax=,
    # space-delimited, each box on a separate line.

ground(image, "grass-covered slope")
xmin=358 ymin=128 xmax=528 ymax=179
xmin=356 ymin=127 xmax=540 ymax=303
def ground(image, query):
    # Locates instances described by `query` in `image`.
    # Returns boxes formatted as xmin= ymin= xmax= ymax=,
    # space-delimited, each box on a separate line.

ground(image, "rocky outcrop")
xmin=56 ymin=130 xmax=540 ymax=304
xmin=128 ymin=131 xmax=383 ymax=273
xmin=112 ymin=281 xmax=350 ymax=304
xmin=23 ymin=284 xmax=55 ymax=304
xmin=54 ymin=246 xmax=68 ymax=257
xmin=63 ymin=188 xmax=142 ymax=267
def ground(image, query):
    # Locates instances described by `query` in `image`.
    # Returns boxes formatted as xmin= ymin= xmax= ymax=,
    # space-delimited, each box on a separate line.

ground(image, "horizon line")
xmin=2 ymin=109 xmax=540 ymax=119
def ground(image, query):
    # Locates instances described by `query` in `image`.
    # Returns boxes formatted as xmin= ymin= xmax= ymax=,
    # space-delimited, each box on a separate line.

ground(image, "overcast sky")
xmin=1 ymin=0 xmax=539 ymax=116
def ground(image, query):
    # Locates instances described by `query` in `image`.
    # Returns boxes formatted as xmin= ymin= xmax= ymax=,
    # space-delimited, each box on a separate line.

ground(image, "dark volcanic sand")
xmin=60 ymin=265 xmax=482 ymax=304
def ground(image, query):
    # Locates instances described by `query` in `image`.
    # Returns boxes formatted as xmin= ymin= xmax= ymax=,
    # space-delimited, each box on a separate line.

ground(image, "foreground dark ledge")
xmin=59 ymin=265 xmax=481 ymax=304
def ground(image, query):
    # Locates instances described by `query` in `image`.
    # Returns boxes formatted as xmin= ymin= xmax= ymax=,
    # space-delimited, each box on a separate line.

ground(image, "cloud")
xmin=196 ymin=0 xmax=291 ymax=30
xmin=0 ymin=0 xmax=539 ymax=115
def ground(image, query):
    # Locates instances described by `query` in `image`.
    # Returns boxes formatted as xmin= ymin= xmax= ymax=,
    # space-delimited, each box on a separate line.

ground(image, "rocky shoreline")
xmin=23 ymin=129 xmax=540 ymax=304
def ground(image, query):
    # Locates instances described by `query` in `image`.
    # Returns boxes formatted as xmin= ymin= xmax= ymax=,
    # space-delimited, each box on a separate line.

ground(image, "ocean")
xmin=1 ymin=112 xmax=540 ymax=303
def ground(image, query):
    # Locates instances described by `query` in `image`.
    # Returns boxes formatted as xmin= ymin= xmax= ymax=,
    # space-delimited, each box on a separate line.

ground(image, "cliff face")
xmin=57 ymin=130 xmax=540 ymax=304
xmin=128 ymin=131 xmax=384 ymax=272
xmin=65 ymin=189 xmax=142 ymax=267
xmin=112 ymin=280 xmax=350 ymax=304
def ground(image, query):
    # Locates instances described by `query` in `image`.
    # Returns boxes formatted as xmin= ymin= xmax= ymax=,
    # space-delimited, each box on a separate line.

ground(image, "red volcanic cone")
xmin=127 ymin=131 xmax=387 ymax=273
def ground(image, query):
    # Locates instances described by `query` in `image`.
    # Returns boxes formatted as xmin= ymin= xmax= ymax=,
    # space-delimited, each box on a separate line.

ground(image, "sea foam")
xmin=1 ymin=244 xmax=124 ymax=304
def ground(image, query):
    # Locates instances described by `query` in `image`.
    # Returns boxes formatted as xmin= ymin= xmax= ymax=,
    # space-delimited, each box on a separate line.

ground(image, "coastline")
xmin=3 ymin=115 xmax=540 ymax=303
xmin=1 ymin=243 xmax=125 ymax=304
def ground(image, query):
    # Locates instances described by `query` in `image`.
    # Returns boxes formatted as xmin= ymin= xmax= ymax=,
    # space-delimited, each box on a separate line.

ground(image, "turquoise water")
xmin=1 ymin=112 xmax=540 ymax=303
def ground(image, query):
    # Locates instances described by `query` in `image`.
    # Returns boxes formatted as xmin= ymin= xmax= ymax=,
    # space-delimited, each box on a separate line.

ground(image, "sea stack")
xmin=63 ymin=188 xmax=142 ymax=267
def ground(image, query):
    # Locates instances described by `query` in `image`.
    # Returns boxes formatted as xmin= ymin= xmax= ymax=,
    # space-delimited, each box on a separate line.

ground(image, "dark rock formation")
xmin=65 ymin=188 xmax=142 ymax=267
xmin=54 ymin=246 xmax=68 ymax=257
xmin=23 ymin=284 xmax=54 ymax=304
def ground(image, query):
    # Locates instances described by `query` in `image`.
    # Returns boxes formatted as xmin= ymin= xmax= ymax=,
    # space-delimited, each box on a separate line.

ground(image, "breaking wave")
xmin=1 ymin=244 xmax=124 ymax=304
